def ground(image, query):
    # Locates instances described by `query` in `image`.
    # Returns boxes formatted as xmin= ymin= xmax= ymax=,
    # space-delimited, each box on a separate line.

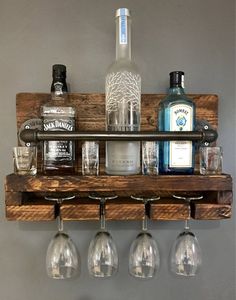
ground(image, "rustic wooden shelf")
xmin=5 ymin=173 xmax=233 ymax=221
xmin=4 ymin=93 xmax=233 ymax=222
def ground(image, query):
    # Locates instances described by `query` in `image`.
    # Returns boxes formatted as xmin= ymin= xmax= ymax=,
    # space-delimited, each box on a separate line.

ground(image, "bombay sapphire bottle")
xmin=105 ymin=8 xmax=141 ymax=175
xmin=158 ymin=71 xmax=195 ymax=174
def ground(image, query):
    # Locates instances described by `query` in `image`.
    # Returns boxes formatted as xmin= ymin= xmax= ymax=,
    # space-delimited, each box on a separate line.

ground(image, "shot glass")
xmin=82 ymin=141 xmax=99 ymax=175
xmin=142 ymin=141 xmax=159 ymax=175
xmin=13 ymin=146 xmax=37 ymax=175
xmin=199 ymin=146 xmax=223 ymax=175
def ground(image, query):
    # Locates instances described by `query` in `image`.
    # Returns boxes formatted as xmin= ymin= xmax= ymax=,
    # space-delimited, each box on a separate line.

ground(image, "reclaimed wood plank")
xmin=151 ymin=199 xmax=190 ymax=220
xmin=216 ymin=191 xmax=233 ymax=204
xmin=61 ymin=200 xmax=100 ymax=221
xmin=16 ymin=93 xmax=218 ymax=172
xmin=16 ymin=93 xmax=218 ymax=132
xmin=5 ymin=192 xmax=23 ymax=205
xmin=6 ymin=204 xmax=55 ymax=221
xmin=192 ymin=202 xmax=232 ymax=220
xmin=5 ymin=173 xmax=233 ymax=192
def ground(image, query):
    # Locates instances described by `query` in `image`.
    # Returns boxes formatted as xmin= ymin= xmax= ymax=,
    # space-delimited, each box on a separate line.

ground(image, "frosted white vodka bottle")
xmin=105 ymin=8 xmax=141 ymax=175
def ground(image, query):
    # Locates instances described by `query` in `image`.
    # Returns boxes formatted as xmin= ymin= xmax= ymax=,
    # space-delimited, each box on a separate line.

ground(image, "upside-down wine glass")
xmin=170 ymin=194 xmax=203 ymax=277
xmin=87 ymin=193 xmax=118 ymax=278
xmin=129 ymin=194 xmax=161 ymax=279
xmin=46 ymin=197 xmax=80 ymax=279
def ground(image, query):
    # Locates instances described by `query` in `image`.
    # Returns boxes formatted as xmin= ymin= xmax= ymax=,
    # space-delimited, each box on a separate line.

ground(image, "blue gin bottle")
xmin=158 ymin=71 xmax=195 ymax=174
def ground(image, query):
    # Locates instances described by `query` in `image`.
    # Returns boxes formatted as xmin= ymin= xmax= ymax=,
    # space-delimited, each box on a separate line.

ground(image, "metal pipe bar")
xmin=20 ymin=129 xmax=217 ymax=144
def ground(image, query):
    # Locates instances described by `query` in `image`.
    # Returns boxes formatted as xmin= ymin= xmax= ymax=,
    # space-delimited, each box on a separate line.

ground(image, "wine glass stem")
xmin=58 ymin=215 xmax=64 ymax=232
xmin=185 ymin=219 xmax=190 ymax=230
xmin=57 ymin=198 xmax=63 ymax=232
xmin=100 ymin=214 xmax=106 ymax=230
xmin=100 ymin=198 xmax=106 ymax=230
xmin=142 ymin=201 xmax=148 ymax=231
xmin=142 ymin=214 xmax=148 ymax=231
xmin=185 ymin=198 xmax=190 ymax=230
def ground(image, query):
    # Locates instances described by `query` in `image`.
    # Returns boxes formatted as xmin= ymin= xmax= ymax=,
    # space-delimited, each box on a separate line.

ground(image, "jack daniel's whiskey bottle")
xmin=158 ymin=71 xmax=195 ymax=174
xmin=41 ymin=64 xmax=76 ymax=174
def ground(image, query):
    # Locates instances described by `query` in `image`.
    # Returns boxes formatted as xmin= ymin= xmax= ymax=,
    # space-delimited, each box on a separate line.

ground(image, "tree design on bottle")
xmin=106 ymin=71 xmax=141 ymax=113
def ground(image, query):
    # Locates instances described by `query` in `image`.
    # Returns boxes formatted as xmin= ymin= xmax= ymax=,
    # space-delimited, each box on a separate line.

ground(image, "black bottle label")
xmin=43 ymin=117 xmax=75 ymax=162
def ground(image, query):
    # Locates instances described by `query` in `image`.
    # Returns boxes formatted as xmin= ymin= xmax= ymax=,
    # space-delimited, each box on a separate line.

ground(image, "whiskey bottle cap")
xmin=52 ymin=64 xmax=67 ymax=79
xmin=170 ymin=71 xmax=184 ymax=88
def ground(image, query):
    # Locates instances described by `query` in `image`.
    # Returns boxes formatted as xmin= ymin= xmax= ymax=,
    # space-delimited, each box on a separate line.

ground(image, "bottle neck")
xmin=116 ymin=16 xmax=131 ymax=60
xmin=51 ymin=80 xmax=68 ymax=101
xmin=168 ymin=85 xmax=185 ymax=95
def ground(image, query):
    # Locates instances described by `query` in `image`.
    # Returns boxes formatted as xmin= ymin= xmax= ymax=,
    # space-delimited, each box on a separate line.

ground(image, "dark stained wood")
xmin=3 ymin=92 xmax=232 ymax=221
xmin=5 ymin=201 xmax=232 ymax=221
xmin=5 ymin=173 xmax=233 ymax=192
xmin=61 ymin=200 xmax=100 ymax=221
xmin=16 ymin=93 xmax=218 ymax=132
xmin=5 ymin=192 xmax=23 ymax=205
xmin=6 ymin=204 xmax=55 ymax=221
xmin=59 ymin=198 xmax=191 ymax=221
xmin=16 ymin=93 xmax=218 ymax=172
xmin=4 ymin=193 xmax=232 ymax=221
xmin=217 ymin=191 xmax=233 ymax=204
xmin=151 ymin=199 xmax=190 ymax=220
xmin=106 ymin=199 xmax=144 ymax=220
xmin=191 ymin=202 xmax=232 ymax=219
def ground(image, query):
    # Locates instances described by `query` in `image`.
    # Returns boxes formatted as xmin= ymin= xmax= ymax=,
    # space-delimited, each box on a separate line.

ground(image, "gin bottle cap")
xmin=170 ymin=71 xmax=184 ymax=88
xmin=116 ymin=8 xmax=130 ymax=17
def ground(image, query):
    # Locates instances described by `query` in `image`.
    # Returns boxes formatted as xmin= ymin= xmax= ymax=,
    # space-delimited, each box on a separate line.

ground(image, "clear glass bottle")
xmin=158 ymin=71 xmax=195 ymax=174
xmin=105 ymin=8 xmax=141 ymax=175
xmin=41 ymin=64 xmax=76 ymax=175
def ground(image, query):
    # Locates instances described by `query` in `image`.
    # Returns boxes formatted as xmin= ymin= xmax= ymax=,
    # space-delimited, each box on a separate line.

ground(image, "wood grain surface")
xmin=4 ymin=93 xmax=233 ymax=221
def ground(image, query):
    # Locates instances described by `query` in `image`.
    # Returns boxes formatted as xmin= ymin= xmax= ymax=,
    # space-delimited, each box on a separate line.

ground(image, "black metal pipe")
xmin=20 ymin=128 xmax=217 ymax=143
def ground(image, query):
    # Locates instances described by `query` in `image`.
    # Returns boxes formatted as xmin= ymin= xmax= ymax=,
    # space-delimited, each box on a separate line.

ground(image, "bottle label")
xmin=106 ymin=141 xmax=140 ymax=174
xmin=169 ymin=104 xmax=193 ymax=168
xmin=119 ymin=11 xmax=127 ymax=44
xmin=106 ymin=71 xmax=141 ymax=117
xmin=43 ymin=118 xmax=75 ymax=161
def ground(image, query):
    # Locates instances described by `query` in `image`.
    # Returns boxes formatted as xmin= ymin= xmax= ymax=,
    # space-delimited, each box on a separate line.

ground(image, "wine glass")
xmin=170 ymin=194 xmax=203 ymax=277
xmin=129 ymin=194 xmax=161 ymax=279
xmin=87 ymin=193 xmax=118 ymax=278
xmin=46 ymin=198 xmax=80 ymax=279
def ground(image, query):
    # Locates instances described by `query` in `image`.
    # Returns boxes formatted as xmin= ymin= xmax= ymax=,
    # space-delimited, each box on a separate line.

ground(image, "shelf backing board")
xmin=16 ymin=93 xmax=219 ymax=171
xmin=4 ymin=93 xmax=233 ymax=221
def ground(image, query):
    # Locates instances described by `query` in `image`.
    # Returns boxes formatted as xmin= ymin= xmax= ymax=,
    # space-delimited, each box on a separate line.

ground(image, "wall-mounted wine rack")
xmin=4 ymin=93 xmax=233 ymax=222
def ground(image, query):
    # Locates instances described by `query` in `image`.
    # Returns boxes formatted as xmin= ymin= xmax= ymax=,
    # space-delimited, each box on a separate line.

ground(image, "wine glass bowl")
xmin=45 ymin=196 xmax=80 ymax=279
xmin=170 ymin=193 xmax=203 ymax=277
xmin=87 ymin=193 xmax=119 ymax=278
xmin=129 ymin=232 xmax=160 ymax=279
xmin=128 ymin=194 xmax=160 ymax=279
xmin=170 ymin=230 xmax=202 ymax=276
xmin=46 ymin=231 xmax=80 ymax=279
xmin=88 ymin=231 xmax=118 ymax=278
